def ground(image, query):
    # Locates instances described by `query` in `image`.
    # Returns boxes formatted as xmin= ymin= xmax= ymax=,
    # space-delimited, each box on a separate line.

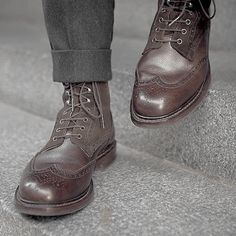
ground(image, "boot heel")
xmin=95 ymin=141 xmax=116 ymax=170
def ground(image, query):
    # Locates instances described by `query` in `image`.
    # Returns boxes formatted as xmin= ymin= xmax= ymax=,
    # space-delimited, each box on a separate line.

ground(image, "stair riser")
xmin=0 ymin=0 xmax=235 ymax=51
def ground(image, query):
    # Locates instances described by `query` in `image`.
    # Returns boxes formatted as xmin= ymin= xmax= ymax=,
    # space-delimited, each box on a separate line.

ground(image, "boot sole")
xmin=130 ymin=71 xmax=211 ymax=128
xmin=14 ymin=141 xmax=116 ymax=216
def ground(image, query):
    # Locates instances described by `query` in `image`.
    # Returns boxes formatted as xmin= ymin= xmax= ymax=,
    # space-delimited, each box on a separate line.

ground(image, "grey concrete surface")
xmin=1 ymin=102 xmax=236 ymax=236
xmin=1 ymin=1 xmax=236 ymax=235
xmin=0 ymin=21 xmax=235 ymax=182
xmin=0 ymin=0 xmax=235 ymax=51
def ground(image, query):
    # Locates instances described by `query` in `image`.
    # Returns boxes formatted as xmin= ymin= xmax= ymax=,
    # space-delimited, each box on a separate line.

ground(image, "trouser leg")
xmin=42 ymin=0 xmax=115 ymax=83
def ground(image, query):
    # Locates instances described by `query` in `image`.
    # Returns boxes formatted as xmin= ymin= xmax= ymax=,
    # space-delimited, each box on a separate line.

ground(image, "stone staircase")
xmin=0 ymin=0 xmax=236 ymax=235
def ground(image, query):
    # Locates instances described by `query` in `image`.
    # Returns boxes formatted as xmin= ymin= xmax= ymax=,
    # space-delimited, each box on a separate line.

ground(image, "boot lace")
xmin=152 ymin=0 xmax=216 ymax=44
xmin=53 ymin=82 xmax=105 ymax=141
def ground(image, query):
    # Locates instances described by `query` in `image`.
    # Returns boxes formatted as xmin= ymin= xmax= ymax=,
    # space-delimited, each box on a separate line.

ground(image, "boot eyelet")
xmin=60 ymin=119 xmax=64 ymax=124
xmin=80 ymin=126 xmax=85 ymax=130
xmin=161 ymin=9 xmax=167 ymax=13
xmin=188 ymin=2 xmax=193 ymax=8
xmin=56 ymin=128 xmax=61 ymax=133
xmin=155 ymin=27 xmax=160 ymax=32
xmin=177 ymin=39 xmax=183 ymax=45
xmin=181 ymin=29 xmax=187 ymax=35
xmin=186 ymin=19 xmax=191 ymax=25
xmin=152 ymin=37 xmax=158 ymax=43
xmin=159 ymin=17 xmax=164 ymax=23
xmin=83 ymin=117 xmax=88 ymax=122
xmin=87 ymin=88 xmax=91 ymax=92
xmin=77 ymin=134 xmax=82 ymax=139
xmin=87 ymin=98 xmax=91 ymax=103
xmin=66 ymin=100 xmax=71 ymax=105
xmin=52 ymin=137 xmax=57 ymax=141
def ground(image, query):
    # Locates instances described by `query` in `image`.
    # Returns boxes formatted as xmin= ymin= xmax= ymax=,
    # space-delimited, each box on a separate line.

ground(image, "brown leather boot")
xmin=15 ymin=82 xmax=116 ymax=216
xmin=131 ymin=0 xmax=216 ymax=127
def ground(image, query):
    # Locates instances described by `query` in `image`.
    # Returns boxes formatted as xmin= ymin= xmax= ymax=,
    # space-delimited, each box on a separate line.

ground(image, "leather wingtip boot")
xmin=131 ymin=0 xmax=216 ymax=127
xmin=15 ymin=82 xmax=116 ymax=216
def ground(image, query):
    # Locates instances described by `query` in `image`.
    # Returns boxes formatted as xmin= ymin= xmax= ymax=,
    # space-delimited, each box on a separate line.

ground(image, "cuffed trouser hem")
xmin=51 ymin=49 xmax=112 ymax=83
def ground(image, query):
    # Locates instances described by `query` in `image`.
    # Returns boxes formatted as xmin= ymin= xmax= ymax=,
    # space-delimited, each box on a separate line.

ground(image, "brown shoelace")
xmin=53 ymin=82 xmax=105 ymax=141
xmin=152 ymin=0 xmax=216 ymax=44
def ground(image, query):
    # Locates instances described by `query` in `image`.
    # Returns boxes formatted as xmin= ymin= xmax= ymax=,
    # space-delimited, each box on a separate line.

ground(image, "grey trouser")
xmin=42 ymin=0 xmax=115 ymax=83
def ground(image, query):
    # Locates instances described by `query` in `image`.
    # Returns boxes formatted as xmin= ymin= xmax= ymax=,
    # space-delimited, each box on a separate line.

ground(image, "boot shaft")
xmin=62 ymin=82 xmax=111 ymax=115
xmin=144 ymin=0 xmax=215 ymax=60
xmin=62 ymin=82 xmax=113 ymax=133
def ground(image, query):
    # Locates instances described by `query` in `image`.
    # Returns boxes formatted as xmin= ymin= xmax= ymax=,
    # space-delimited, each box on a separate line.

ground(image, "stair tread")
xmin=1 ymin=102 xmax=236 ymax=236
xmin=0 ymin=20 xmax=236 ymax=182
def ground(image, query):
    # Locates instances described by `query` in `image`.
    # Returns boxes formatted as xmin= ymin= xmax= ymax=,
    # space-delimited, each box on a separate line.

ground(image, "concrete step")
xmin=0 ymin=0 xmax=235 ymax=51
xmin=1 ymin=101 xmax=236 ymax=236
xmin=0 ymin=20 xmax=236 ymax=183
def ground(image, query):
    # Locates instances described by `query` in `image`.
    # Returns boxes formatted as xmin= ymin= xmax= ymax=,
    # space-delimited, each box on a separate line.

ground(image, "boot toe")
xmin=132 ymin=85 xmax=183 ymax=118
xmin=17 ymin=165 xmax=92 ymax=205
xmin=17 ymin=172 xmax=63 ymax=204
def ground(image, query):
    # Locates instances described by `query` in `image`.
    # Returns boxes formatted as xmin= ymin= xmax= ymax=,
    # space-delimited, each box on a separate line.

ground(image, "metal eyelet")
xmin=186 ymin=19 xmax=191 ymax=25
xmin=87 ymin=98 xmax=91 ymax=103
xmin=77 ymin=134 xmax=82 ymax=139
xmin=152 ymin=37 xmax=158 ymax=43
xmin=87 ymin=88 xmax=91 ymax=92
xmin=83 ymin=117 xmax=88 ymax=122
xmin=64 ymin=90 xmax=70 ymax=98
xmin=181 ymin=29 xmax=187 ymax=35
xmin=80 ymin=126 xmax=85 ymax=130
xmin=177 ymin=38 xmax=183 ymax=45
xmin=60 ymin=119 xmax=64 ymax=124
xmin=52 ymin=137 xmax=57 ymax=141
xmin=155 ymin=27 xmax=160 ymax=32
xmin=159 ymin=17 xmax=164 ymax=23
xmin=188 ymin=2 xmax=193 ymax=8
xmin=161 ymin=9 xmax=167 ymax=13
xmin=56 ymin=128 xmax=61 ymax=133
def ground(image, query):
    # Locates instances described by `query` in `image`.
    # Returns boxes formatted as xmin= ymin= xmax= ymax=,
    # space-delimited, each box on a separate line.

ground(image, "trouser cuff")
xmin=51 ymin=49 xmax=112 ymax=83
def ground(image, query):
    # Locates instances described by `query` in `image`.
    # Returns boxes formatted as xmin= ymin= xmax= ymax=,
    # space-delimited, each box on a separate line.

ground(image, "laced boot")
xmin=131 ymin=0 xmax=216 ymax=127
xmin=15 ymin=82 xmax=116 ymax=216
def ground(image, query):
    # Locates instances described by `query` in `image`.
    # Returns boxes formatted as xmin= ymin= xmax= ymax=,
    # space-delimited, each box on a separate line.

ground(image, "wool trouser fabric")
xmin=42 ymin=0 xmax=115 ymax=83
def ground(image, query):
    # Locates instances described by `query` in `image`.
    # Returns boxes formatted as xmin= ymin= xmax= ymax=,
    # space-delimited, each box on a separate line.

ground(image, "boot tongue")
xmin=62 ymin=83 xmax=91 ymax=139
xmin=160 ymin=0 xmax=186 ymax=8
xmin=161 ymin=0 xmax=208 ymax=10
xmin=65 ymin=83 xmax=99 ymax=117
xmin=168 ymin=0 xmax=211 ymax=10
